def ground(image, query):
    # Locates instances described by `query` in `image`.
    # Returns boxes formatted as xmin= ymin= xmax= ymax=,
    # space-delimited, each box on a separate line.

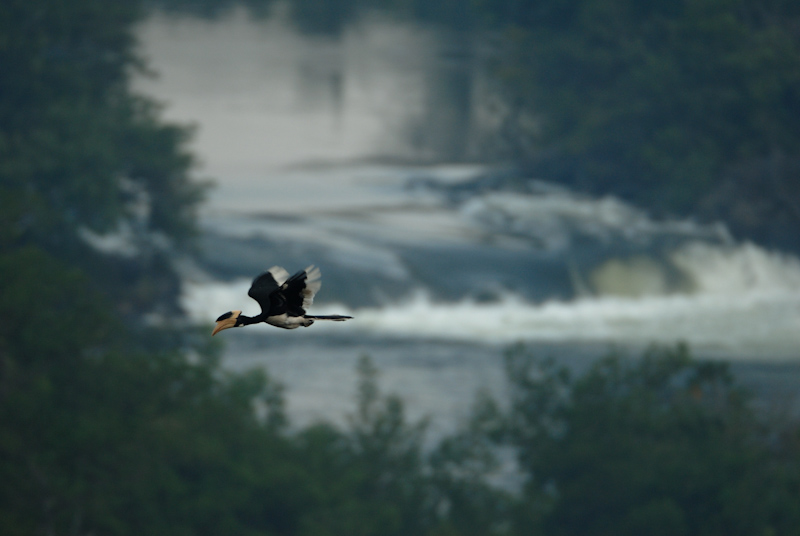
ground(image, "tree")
xmin=488 ymin=0 xmax=800 ymax=249
xmin=293 ymin=355 xmax=435 ymax=536
xmin=0 ymin=244 xmax=316 ymax=536
xmin=501 ymin=344 xmax=800 ymax=536
xmin=0 ymin=0 xmax=206 ymax=316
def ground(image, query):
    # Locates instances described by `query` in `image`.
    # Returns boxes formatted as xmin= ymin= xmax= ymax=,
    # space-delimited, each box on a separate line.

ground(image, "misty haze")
xmin=132 ymin=7 xmax=800 ymax=428
xmin=4 ymin=2 xmax=800 ymax=534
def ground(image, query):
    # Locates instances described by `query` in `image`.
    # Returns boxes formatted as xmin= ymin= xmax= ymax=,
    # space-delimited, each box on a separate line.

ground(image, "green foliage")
xmin=501 ymin=343 xmax=800 ymax=536
xmin=147 ymin=0 xmax=278 ymax=19
xmin=427 ymin=391 xmax=517 ymax=536
xmin=290 ymin=355 xmax=515 ymax=536
xmin=0 ymin=247 xmax=118 ymax=361
xmin=0 ymin=0 xmax=207 ymax=316
xmin=295 ymin=356 xmax=433 ymax=536
xmin=0 ymin=0 xmax=204 ymax=244
xmin=0 ymin=245 xmax=306 ymax=536
xmin=489 ymin=0 xmax=800 ymax=247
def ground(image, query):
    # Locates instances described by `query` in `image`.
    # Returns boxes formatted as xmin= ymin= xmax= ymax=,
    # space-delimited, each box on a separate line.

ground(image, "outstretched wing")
xmin=248 ymin=266 xmax=290 ymax=313
xmin=280 ymin=265 xmax=322 ymax=317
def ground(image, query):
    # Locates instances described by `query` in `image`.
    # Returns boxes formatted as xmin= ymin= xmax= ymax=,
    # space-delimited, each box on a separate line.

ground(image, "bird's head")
xmin=212 ymin=310 xmax=242 ymax=336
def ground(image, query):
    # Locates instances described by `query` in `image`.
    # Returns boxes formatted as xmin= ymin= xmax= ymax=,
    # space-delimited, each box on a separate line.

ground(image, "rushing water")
xmin=136 ymin=11 xmax=800 ymax=431
xmin=179 ymin=163 xmax=800 ymax=360
xmin=178 ymin=163 xmax=800 ymax=431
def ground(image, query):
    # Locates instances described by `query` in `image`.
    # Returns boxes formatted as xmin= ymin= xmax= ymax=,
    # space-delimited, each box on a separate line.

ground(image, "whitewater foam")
xmin=460 ymin=189 xmax=729 ymax=251
xmin=672 ymin=241 xmax=800 ymax=294
xmin=182 ymin=242 xmax=800 ymax=359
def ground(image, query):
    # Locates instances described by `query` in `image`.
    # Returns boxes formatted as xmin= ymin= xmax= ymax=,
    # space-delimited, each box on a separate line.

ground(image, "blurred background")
xmin=2 ymin=1 xmax=800 ymax=534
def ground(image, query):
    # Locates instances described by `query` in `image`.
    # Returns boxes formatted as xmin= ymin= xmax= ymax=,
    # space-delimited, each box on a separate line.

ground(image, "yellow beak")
xmin=211 ymin=310 xmax=241 ymax=336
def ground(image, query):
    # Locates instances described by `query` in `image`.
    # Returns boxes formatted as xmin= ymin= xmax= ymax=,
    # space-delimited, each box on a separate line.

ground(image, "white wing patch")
xmin=302 ymin=265 xmax=322 ymax=309
xmin=268 ymin=266 xmax=291 ymax=286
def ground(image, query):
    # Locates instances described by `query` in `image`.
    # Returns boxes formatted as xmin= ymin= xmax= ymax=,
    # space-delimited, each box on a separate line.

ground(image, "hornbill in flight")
xmin=212 ymin=265 xmax=352 ymax=335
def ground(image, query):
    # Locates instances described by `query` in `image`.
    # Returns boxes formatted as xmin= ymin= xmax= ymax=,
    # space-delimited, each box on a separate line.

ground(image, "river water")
xmin=135 ymin=10 xmax=800 ymax=433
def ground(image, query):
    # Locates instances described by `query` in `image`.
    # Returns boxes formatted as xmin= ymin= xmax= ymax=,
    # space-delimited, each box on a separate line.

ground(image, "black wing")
xmin=280 ymin=268 xmax=312 ymax=317
xmin=248 ymin=266 xmax=289 ymax=313
xmin=247 ymin=266 xmax=320 ymax=317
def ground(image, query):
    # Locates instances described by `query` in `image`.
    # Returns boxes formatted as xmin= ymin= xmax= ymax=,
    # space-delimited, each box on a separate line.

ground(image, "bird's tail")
xmin=304 ymin=315 xmax=352 ymax=321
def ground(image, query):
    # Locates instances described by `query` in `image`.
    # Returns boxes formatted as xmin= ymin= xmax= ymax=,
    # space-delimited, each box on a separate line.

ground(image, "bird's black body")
xmin=212 ymin=265 xmax=352 ymax=335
